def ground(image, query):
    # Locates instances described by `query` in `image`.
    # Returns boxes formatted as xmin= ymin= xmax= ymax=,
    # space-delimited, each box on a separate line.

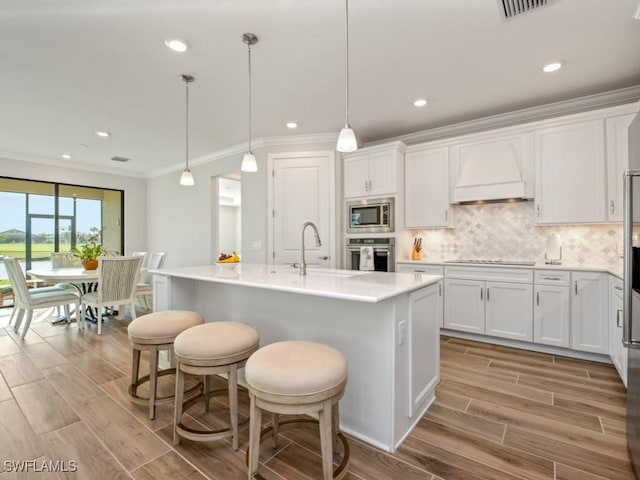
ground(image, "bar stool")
xmin=127 ymin=310 xmax=205 ymax=419
xmin=173 ymin=321 xmax=260 ymax=450
xmin=245 ymin=340 xmax=350 ymax=480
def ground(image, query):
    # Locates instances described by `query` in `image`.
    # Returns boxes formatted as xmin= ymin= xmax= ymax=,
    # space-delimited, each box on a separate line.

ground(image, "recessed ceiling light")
xmin=286 ymin=122 xmax=298 ymax=129
xmin=542 ymin=61 xmax=564 ymax=73
xmin=61 ymin=154 xmax=72 ymax=159
xmin=95 ymin=130 xmax=111 ymax=137
xmin=164 ymin=38 xmax=189 ymax=53
xmin=75 ymin=144 xmax=88 ymax=149
xmin=413 ymin=99 xmax=428 ymax=107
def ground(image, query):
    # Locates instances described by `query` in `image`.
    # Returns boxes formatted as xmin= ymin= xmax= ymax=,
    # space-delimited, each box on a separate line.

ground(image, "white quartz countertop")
xmin=396 ymin=259 xmax=623 ymax=279
xmin=151 ymin=263 xmax=441 ymax=303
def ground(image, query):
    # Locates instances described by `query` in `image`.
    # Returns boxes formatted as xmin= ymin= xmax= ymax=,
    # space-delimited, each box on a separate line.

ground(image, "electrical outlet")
xmin=251 ymin=241 xmax=262 ymax=250
xmin=398 ymin=320 xmax=406 ymax=345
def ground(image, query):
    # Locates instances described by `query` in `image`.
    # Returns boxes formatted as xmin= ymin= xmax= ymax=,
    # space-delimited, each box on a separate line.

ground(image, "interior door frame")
xmin=267 ymin=150 xmax=336 ymax=268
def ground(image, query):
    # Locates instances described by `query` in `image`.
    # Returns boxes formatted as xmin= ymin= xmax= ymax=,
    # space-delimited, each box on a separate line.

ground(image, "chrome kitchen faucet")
xmin=299 ymin=221 xmax=322 ymax=275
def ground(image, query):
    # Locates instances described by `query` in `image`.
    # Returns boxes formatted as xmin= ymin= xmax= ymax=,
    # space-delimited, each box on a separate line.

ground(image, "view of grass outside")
xmin=0 ymin=243 xmax=72 ymax=259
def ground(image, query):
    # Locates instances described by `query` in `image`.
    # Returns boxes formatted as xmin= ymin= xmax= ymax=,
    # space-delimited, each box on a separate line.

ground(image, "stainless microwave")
xmin=347 ymin=198 xmax=394 ymax=234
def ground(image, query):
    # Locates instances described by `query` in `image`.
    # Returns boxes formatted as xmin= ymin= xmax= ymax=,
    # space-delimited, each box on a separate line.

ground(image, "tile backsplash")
xmin=399 ymin=200 xmax=623 ymax=268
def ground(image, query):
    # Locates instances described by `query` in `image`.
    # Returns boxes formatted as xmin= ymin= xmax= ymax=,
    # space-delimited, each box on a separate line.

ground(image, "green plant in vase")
xmin=73 ymin=228 xmax=106 ymax=270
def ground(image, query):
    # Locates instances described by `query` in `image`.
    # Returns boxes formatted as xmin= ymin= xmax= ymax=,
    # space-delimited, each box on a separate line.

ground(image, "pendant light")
xmin=179 ymin=74 xmax=195 ymax=186
xmin=241 ymin=33 xmax=258 ymax=172
xmin=336 ymin=0 xmax=358 ymax=153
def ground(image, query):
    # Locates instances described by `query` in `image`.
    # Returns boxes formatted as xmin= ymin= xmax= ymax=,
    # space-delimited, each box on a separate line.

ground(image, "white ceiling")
xmin=1 ymin=0 xmax=639 ymax=178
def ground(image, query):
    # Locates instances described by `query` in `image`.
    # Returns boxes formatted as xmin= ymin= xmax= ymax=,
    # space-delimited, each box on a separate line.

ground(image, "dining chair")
xmin=2 ymin=258 xmax=80 ymax=339
xmin=132 ymin=251 xmax=149 ymax=270
xmin=135 ymin=252 xmax=166 ymax=311
xmin=80 ymin=256 xmax=143 ymax=335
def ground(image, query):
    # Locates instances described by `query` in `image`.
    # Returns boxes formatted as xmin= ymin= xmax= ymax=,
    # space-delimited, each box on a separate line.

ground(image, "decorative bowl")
xmin=215 ymin=262 xmax=239 ymax=270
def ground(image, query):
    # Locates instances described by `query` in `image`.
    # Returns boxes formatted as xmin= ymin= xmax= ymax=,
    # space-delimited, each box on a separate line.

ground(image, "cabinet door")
xmin=344 ymin=154 xmax=369 ymax=198
xmin=534 ymin=285 xmax=570 ymax=348
xmin=485 ymin=281 xmax=533 ymax=341
xmin=444 ymin=278 xmax=484 ymax=333
xmin=405 ymin=147 xmax=450 ymax=228
xmin=368 ymin=150 xmax=397 ymax=196
xmin=534 ymin=120 xmax=606 ymax=224
xmin=571 ymin=272 xmax=609 ymax=354
xmin=606 ymin=114 xmax=635 ymax=222
xmin=610 ymin=278 xmax=626 ymax=385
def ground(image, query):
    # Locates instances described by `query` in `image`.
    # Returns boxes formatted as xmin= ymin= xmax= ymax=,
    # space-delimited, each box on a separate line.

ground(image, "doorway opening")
xmin=214 ymin=174 xmax=241 ymax=260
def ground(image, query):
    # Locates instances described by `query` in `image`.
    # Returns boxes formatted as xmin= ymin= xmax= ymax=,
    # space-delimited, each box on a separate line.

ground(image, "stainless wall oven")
xmin=346 ymin=237 xmax=395 ymax=272
xmin=347 ymin=198 xmax=394 ymax=234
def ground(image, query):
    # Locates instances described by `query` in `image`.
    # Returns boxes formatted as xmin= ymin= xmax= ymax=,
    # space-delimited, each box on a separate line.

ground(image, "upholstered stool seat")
xmin=245 ymin=340 xmax=350 ymax=480
xmin=173 ymin=321 xmax=260 ymax=450
xmin=127 ymin=310 xmax=205 ymax=419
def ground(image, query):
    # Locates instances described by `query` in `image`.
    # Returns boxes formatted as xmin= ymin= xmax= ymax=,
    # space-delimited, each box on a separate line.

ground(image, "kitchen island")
xmin=150 ymin=263 xmax=441 ymax=452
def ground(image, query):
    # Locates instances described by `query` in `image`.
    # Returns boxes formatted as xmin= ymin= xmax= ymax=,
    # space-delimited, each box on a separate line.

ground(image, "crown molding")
xmin=147 ymin=132 xmax=337 ymax=178
xmin=366 ymin=85 xmax=640 ymax=147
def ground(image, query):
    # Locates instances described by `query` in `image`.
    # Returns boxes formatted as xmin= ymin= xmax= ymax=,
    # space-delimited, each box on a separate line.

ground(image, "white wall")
xmin=218 ymin=205 xmax=240 ymax=255
xmin=0 ymin=156 xmax=147 ymax=255
xmin=146 ymin=138 xmax=338 ymax=268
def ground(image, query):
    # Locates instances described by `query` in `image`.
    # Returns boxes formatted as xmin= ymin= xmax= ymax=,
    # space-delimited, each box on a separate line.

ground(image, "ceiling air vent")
xmin=110 ymin=156 xmax=130 ymax=163
xmin=499 ymin=0 xmax=551 ymax=20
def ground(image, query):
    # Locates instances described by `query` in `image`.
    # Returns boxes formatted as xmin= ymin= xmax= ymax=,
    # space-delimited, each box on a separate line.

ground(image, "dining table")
xmin=27 ymin=267 xmax=100 ymax=323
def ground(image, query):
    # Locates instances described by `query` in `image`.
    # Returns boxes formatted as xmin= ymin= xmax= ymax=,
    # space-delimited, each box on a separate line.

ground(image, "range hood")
xmin=450 ymin=133 xmax=533 ymax=203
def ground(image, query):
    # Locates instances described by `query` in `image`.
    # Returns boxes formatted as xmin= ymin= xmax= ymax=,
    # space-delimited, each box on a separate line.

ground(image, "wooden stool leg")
xmin=271 ymin=413 xmax=279 ymax=449
xmin=130 ymin=348 xmax=141 ymax=397
xmin=229 ymin=364 xmax=239 ymax=451
xmin=204 ymin=374 xmax=211 ymax=412
xmin=332 ymin=402 xmax=340 ymax=452
xmin=318 ymin=399 xmax=333 ymax=480
xmin=148 ymin=345 xmax=158 ymax=420
xmin=173 ymin=363 xmax=185 ymax=446
xmin=248 ymin=394 xmax=262 ymax=480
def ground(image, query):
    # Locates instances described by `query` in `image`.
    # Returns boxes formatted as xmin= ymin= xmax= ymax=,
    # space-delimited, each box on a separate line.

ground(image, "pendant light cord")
xmin=248 ymin=41 xmax=253 ymax=153
xmin=345 ymin=0 xmax=350 ymax=127
xmin=185 ymin=79 xmax=190 ymax=170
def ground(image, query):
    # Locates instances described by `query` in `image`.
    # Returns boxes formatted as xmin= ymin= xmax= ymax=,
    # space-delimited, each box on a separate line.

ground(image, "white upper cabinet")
xmin=405 ymin=146 xmax=451 ymax=228
xmin=534 ymin=119 xmax=606 ymax=224
xmin=450 ymin=132 xmax=534 ymax=203
xmin=343 ymin=142 xmax=405 ymax=198
xmin=606 ymin=113 xmax=636 ymax=222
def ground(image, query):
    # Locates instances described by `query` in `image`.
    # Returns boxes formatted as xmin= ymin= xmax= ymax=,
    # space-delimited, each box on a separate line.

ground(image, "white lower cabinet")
xmin=485 ymin=281 xmax=533 ymax=341
xmin=444 ymin=279 xmax=485 ymax=333
xmin=571 ymin=272 xmax=609 ymax=354
xmin=443 ymin=267 xmax=533 ymax=341
xmin=533 ymin=285 xmax=571 ymax=347
xmin=609 ymin=276 xmax=627 ymax=386
xmin=533 ymin=270 xmax=571 ymax=348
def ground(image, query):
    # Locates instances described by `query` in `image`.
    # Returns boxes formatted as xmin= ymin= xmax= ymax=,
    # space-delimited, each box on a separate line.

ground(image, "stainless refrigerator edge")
xmin=624 ymin=110 xmax=640 ymax=478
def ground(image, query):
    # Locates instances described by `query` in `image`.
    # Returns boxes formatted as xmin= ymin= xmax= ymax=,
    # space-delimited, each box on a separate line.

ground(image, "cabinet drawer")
xmin=445 ymin=266 xmax=533 ymax=283
xmin=534 ymin=270 xmax=571 ymax=286
xmin=397 ymin=263 xmax=443 ymax=276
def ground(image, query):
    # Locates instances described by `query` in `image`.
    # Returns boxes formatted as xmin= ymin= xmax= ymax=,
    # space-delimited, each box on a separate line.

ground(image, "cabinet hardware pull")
xmin=615 ymin=285 xmax=623 ymax=291
xmin=487 ymin=288 xmax=490 ymax=301
xmin=444 ymin=209 xmax=448 ymax=221
xmin=438 ymin=283 xmax=442 ymax=296
xmin=618 ymin=309 xmax=624 ymax=328
xmin=537 ymin=292 xmax=540 ymax=306
xmin=480 ymin=288 xmax=483 ymax=300
xmin=611 ymin=200 xmax=615 ymax=214
xmin=536 ymin=204 xmax=540 ymax=217
xmin=542 ymin=276 xmax=562 ymax=281
xmin=318 ymin=256 xmax=329 ymax=260
xmin=574 ymin=281 xmax=578 ymax=295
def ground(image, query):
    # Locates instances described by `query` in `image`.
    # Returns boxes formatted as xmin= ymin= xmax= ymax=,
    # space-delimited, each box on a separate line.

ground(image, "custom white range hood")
xmin=450 ymin=132 xmax=534 ymax=203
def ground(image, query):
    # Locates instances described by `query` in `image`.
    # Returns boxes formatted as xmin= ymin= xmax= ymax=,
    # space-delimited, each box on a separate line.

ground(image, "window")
xmin=0 ymin=177 xmax=124 ymax=305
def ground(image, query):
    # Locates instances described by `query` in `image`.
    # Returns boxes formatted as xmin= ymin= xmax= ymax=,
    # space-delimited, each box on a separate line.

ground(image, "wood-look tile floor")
xmin=0 ymin=307 xmax=635 ymax=480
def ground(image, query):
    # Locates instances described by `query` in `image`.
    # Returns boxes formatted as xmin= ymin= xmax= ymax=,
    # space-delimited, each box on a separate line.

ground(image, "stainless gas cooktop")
xmin=444 ymin=259 xmax=536 ymax=266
